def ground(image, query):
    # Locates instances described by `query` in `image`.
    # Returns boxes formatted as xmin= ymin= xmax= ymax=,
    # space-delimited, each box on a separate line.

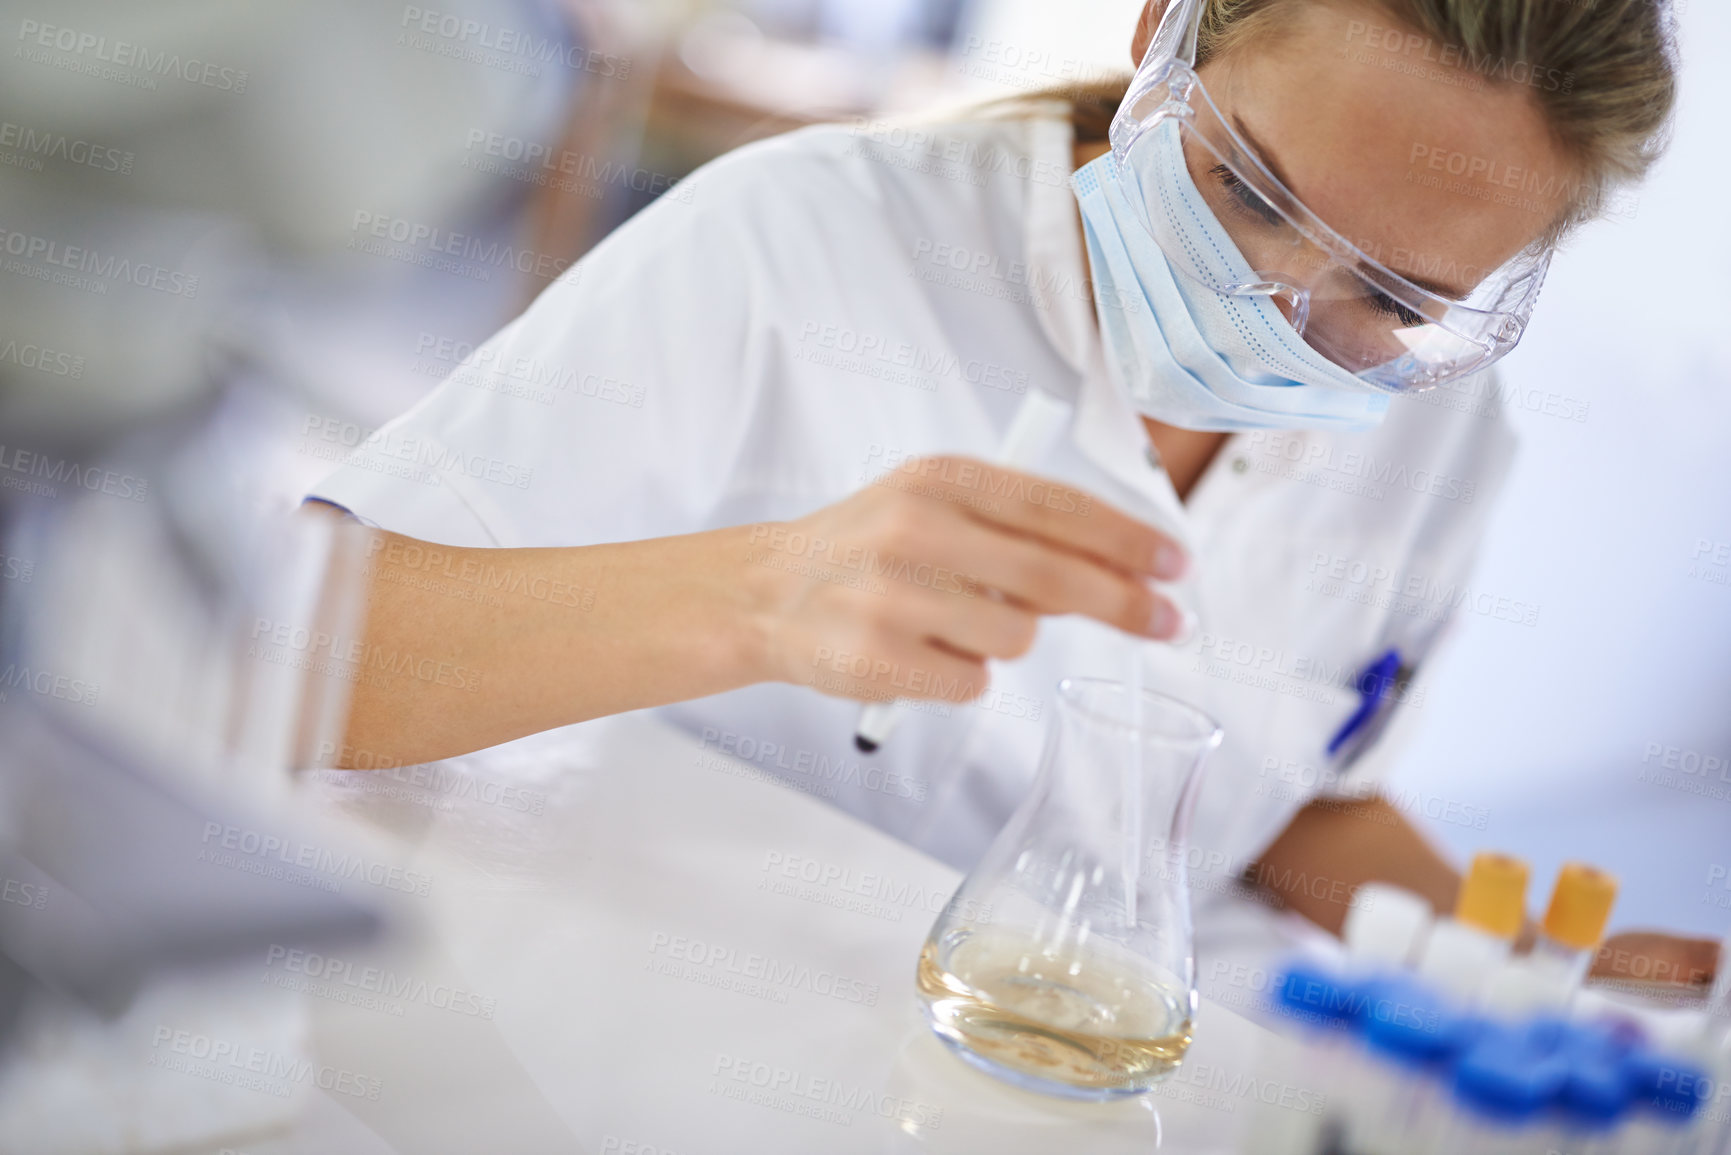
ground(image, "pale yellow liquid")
xmin=917 ymin=929 xmax=1193 ymax=1094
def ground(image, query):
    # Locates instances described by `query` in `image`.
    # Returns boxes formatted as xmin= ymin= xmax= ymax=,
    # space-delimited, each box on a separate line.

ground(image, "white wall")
xmin=951 ymin=0 xmax=1145 ymax=93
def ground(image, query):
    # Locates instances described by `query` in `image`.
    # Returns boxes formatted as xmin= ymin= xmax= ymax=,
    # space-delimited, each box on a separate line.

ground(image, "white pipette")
xmin=854 ymin=388 xmax=1074 ymax=752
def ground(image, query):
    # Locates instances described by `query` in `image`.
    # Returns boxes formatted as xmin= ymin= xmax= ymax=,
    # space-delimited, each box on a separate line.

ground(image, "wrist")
xmin=709 ymin=521 xmax=792 ymax=689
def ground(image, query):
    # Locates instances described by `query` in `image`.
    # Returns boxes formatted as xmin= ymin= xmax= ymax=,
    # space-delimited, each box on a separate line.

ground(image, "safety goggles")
xmin=1109 ymin=0 xmax=1553 ymax=392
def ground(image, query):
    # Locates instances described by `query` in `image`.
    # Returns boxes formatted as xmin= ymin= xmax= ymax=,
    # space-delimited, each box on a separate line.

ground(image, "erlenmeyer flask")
xmin=917 ymin=677 xmax=1223 ymax=1100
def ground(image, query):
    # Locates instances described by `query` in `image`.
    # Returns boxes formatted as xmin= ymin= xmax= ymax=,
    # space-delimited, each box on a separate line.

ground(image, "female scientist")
xmin=309 ymin=0 xmax=1683 ymax=955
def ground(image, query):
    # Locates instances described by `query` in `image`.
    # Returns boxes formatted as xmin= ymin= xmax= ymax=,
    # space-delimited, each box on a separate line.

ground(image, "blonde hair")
xmin=1056 ymin=0 xmax=1678 ymax=232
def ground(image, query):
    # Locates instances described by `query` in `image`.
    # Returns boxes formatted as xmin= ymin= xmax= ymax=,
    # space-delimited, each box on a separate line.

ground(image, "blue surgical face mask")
xmin=1072 ymin=120 xmax=1391 ymax=433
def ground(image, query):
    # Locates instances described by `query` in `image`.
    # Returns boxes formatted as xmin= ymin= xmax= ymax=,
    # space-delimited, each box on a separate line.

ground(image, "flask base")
xmin=916 ymin=941 xmax=1193 ymax=1100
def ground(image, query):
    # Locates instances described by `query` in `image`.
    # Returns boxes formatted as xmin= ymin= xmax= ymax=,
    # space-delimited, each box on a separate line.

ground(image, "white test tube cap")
xmin=1343 ymin=883 xmax=1434 ymax=967
xmin=1417 ymin=918 xmax=1510 ymax=1003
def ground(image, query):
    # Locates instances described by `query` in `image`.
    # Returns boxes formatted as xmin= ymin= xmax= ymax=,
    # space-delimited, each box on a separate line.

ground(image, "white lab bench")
xmin=222 ymin=712 xmax=1290 ymax=1154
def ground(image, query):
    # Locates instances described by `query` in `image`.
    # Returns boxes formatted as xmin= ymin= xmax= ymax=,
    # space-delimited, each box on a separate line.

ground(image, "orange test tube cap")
xmin=1456 ymin=852 xmax=1529 ymax=940
xmin=1542 ymin=863 xmax=1619 ymax=951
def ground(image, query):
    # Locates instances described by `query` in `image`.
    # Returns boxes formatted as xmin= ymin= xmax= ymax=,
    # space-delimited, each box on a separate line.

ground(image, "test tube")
xmin=1257 ymin=963 xmax=1365 ymax=1155
xmin=1347 ymin=978 xmax=1471 ymax=1155
xmin=1550 ymin=1025 xmax=1634 ymax=1155
xmin=1484 ymin=863 xmax=1618 ymax=1016
xmin=1626 ymin=934 xmax=1731 ymax=1155
xmin=1533 ymin=864 xmax=1619 ymax=999
xmin=1676 ymin=934 xmax=1731 ymax=1155
xmin=1433 ymin=1024 xmax=1568 ymax=1155
xmin=1619 ymin=1049 xmax=1709 ymax=1155
xmin=1325 ymin=885 xmax=1435 ymax=1151
xmin=1418 ymin=852 xmax=1529 ymax=1005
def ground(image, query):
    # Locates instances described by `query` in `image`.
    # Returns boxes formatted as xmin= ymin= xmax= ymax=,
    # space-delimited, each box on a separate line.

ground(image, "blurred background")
xmin=1383 ymin=0 xmax=1731 ymax=942
xmin=0 ymin=0 xmax=1724 ymax=1148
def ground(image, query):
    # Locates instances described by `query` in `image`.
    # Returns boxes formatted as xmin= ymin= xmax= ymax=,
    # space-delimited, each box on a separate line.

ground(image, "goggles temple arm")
xmin=1146 ymin=0 xmax=1204 ymax=70
xmin=1227 ymin=281 xmax=1312 ymax=335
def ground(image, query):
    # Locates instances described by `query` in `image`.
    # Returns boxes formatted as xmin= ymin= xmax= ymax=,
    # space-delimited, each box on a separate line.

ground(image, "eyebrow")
xmin=1230 ymin=114 xmax=1472 ymax=300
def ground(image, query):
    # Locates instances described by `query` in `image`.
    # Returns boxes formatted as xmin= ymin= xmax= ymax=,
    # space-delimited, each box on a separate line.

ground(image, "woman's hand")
xmin=739 ymin=455 xmax=1189 ymax=705
xmin=1591 ymin=931 xmax=1721 ymax=990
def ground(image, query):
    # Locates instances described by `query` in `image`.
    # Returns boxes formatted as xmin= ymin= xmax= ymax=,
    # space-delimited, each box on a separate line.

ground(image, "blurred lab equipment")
xmin=1237 ymin=854 xmax=1731 ymax=1155
xmin=0 ymin=0 xmax=604 ymax=1149
xmin=1256 ymin=953 xmax=1725 ymax=1154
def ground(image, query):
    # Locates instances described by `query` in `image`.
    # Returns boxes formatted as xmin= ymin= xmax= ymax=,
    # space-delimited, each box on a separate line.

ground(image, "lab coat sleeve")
xmin=306 ymin=318 xmax=529 ymax=547
xmin=305 ymin=134 xmax=818 ymax=550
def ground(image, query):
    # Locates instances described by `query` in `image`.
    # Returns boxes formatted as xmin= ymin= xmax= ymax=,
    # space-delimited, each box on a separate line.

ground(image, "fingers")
xmin=794 ymin=624 xmax=988 ymax=705
xmin=873 ymin=455 xmax=1188 ymax=581
xmin=912 ymin=641 xmax=991 ymax=703
xmin=761 ymin=456 xmax=1194 ymax=704
xmin=895 ymin=583 xmax=1039 ymax=661
xmin=928 ymin=517 xmax=1187 ymax=641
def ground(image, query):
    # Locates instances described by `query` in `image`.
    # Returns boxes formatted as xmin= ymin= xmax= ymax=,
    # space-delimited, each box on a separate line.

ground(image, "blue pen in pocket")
xmin=1327 ymin=647 xmax=1406 ymax=768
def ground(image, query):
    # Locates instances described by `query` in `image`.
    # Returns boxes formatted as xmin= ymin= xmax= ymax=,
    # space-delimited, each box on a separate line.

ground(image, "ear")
xmin=1131 ymin=1 xmax=1172 ymax=67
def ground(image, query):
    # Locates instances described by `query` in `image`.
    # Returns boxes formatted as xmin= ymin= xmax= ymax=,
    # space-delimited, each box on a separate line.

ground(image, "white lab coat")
xmin=309 ymin=106 xmax=1517 ymax=928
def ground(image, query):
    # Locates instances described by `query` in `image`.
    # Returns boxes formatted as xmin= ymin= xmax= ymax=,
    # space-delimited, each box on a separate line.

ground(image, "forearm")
xmin=1245 ymin=795 xmax=1460 ymax=935
xmin=310 ymin=454 xmax=1192 ymax=769
xmin=331 ymin=525 xmax=772 ymax=768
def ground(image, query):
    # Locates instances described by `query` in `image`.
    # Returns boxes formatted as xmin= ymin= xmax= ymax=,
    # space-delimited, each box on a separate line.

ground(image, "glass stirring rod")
xmin=1125 ymin=641 xmax=1146 ymax=929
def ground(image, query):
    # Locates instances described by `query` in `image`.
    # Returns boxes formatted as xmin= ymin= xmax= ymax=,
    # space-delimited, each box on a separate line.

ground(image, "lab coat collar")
xmin=1020 ymin=110 xmax=1194 ymax=550
xmin=1020 ymin=112 xmax=1092 ymax=400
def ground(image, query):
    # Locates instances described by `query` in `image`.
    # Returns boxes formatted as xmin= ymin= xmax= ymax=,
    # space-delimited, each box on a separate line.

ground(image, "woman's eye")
xmin=1366 ymin=291 xmax=1426 ymax=328
xmin=1211 ymin=165 xmax=1283 ymax=227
